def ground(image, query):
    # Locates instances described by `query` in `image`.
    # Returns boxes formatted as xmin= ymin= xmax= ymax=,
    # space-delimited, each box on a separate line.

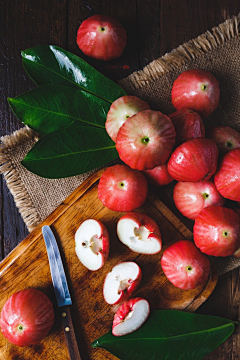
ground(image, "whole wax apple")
xmin=161 ymin=240 xmax=210 ymax=290
xmin=206 ymin=126 xmax=240 ymax=154
xmin=214 ymin=148 xmax=240 ymax=201
xmin=193 ymin=206 xmax=240 ymax=257
xmin=171 ymin=69 xmax=220 ymax=118
xmin=75 ymin=219 xmax=110 ymax=271
xmin=117 ymin=211 xmax=162 ymax=254
xmin=105 ymin=96 xmax=150 ymax=142
xmin=0 ymin=289 xmax=55 ymax=347
xmin=76 ymin=14 xmax=127 ymax=61
xmin=142 ymin=163 xmax=174 ymax=187
xmin=98 ymin=164 xmax=148 ymax=212
xmin=167 ymin=138 xmax=218 ymax=182
xmin=168 ymin=108 xmax=205 ymax=147
xmin=116 ymin=109 xmax=176 ymax=170
xmin=173 ymin=180 xmax=225 ymax=220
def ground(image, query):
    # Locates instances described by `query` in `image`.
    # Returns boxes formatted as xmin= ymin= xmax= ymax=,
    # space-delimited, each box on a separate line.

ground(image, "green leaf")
xmin=21 ymin=45 xmax=127 ymax=103
xmin=21 ymin=125 xmax=118 ymax=178
xmin=8 ymin=85 xmax=110 ymax=136
xmin=92 ymin=310 xmax=236 ymax=360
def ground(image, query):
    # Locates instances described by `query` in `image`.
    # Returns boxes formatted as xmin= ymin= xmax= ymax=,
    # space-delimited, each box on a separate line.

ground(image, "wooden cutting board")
xmin=0 ymin=168 xmax=218 ymax=360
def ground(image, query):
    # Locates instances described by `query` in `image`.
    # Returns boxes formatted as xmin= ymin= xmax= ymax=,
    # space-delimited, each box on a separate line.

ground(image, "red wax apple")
xmin=161 ymin=240 xmax=210 ymax=290
xmin=112 ymin=298 xmax=150 ymax=336
xmin=168 ymin=108 xmax=205 ymax=146
xmin=206 ymin=126 xmax=240 ymax=154
xmin=0 ymin=289 xmax=55 ymax=347
xmin=193 ymin=206 xmax=240 ymax=257
xmin=75 ymin=219 xmax=110 ymax=271
xmin=117 ymin=211 xmax=162 ymax=254
xmin=214 ymin=148 xmax=240 ymax=201
xmin=173 ymin=180 xmax=225 ymax=220
xmin=116 ymin=109 xmax=176 ymax=170
xmin=106 ymin=96 xmax=150 ymax=142
xmin=76 ymin=15 xmax=127 ymax=61
xmin=98 ymin=164 xmax=148 ymax=212
xmin=167 ymin=138 xmax=218 ymax=182
xmin=171 ymin=69 xmax=220 ymax=118
xmin=103 ymin=262 xmax=142 ymax=305
xmin=143 ymin=163 xmax=174 ymax=186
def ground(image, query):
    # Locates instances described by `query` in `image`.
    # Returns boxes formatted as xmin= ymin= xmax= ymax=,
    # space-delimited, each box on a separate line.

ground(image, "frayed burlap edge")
xmin=119 ymin=13 xmax=240 ymax=92
xmin=0 ymin=128 xmax=41 ymax=232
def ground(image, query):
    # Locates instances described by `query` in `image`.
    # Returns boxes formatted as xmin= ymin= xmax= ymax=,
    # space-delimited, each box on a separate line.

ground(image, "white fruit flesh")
xmin=117 ymin=218 xmax=161 ymax=254
xmin=75 ymin=219 xmax=103 ymax=271
xmin=113 ymin=299 xmax=150 ymax=336
xmin=103 ymin=262 xmax=139 ymax=304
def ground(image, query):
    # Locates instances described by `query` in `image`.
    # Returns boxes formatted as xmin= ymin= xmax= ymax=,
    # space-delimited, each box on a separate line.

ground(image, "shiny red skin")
xmin=214 ymin=149 xmax=240 ymax=201
xmin=0 ymin=289 xmax=55 ymax=347
xmin=112 ymin=297 xmax=150 ymax=336
xmin=168 ymin=108 xmax=205 ymax=147
xmin=76 ymin=15 xmax=127 ymax=61
xmin=173 ymin=180 xmax=225 ymax=220
xmin=206 ymin=126 xmax=240 ymax=154
xmin=171 ymin=69 xmax=220 ymax=118
xmin=167 ymin=138 xmax=218 ymax=182
xmin=161 ymin=240 xmax=210 ymax=290
xmin=116 ymin=110 xmax=176 ymax=170
xmin=193 ymin=206 xmax=240 ymax=257
xmin=106 ymin=96 xmax=150 ymax=142
xmin=143 ymin=163 xmax=174 ymax=187
xmin=98 ymin=164 xmax=148 ymax=212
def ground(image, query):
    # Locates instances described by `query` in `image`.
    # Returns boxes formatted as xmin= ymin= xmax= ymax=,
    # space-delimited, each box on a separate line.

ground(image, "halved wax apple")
xmin=75 ymin=219 xmax=109 ymax=271
xmin=117 ymin=212 xmax=162 ymax=254
xmin=103 ymin=262 xmax=142 ymax=305
xmin=112 ymin=297 xmax=150 ymax=336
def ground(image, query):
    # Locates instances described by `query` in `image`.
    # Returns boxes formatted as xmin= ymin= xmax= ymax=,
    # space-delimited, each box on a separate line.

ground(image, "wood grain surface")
xmin=1 ymin=1 xmax=240 ymax=359
xmin=0 ymin=169 xmax=217 ymax=360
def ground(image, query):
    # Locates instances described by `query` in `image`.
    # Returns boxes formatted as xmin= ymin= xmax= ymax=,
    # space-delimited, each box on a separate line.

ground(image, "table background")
xmin=1 ymin=1 xmax=240 ymax=359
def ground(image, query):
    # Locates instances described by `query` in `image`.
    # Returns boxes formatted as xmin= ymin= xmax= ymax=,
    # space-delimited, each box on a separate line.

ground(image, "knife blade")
xmin=42 ymin=225 xmax=82 ymax=360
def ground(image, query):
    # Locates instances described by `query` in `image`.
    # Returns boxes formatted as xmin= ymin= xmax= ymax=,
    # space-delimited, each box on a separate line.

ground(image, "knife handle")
xmin=61 ymin=306 xmax=82 ymax=360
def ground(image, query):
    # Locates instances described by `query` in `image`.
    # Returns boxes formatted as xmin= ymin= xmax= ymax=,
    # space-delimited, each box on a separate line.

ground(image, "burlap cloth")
xmin=1 ymin=14 xmax=240 ymax=276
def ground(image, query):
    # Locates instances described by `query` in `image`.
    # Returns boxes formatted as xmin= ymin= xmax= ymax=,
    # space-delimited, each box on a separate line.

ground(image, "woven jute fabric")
xmin=1 ymin=14 xmax=240 ymax=276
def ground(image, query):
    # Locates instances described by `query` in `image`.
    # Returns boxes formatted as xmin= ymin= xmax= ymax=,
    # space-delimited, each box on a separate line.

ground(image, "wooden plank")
xmin=0 ymin=169 xmax=217 ymax=359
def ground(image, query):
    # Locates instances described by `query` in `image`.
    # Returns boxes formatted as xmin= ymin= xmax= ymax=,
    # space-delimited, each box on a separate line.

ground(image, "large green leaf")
xmin=92 ymin=310 xmax=236 ymax=360
xmin=21 ymin=125 xmax=118 ymax=178
xmin=8 ymin=85 xmax=110 ymax=136
xmin=21 ymin=45 xmax=127 ymax=103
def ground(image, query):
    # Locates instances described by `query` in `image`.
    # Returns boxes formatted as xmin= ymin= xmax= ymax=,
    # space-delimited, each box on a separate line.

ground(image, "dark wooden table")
xmin=1 ymin=1 xmax=240 ymax=359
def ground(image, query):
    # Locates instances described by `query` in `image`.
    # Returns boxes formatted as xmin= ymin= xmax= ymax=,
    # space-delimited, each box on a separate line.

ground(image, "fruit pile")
xmin=75 ymin=67 xmax=240 ymax=337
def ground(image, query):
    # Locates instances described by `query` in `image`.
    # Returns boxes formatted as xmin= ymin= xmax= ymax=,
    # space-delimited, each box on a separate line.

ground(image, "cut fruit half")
xmin=112 ymin=297 xmax=150 ymax=336
xmin=103 ymin=262 xmax=142 ymax=305
xmin=75 ymin=219 xmax=109 ymax=271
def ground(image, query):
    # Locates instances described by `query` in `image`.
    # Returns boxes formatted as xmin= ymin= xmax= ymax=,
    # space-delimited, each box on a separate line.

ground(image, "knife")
xmin=42 ymin=225 xmax=82 ymax=360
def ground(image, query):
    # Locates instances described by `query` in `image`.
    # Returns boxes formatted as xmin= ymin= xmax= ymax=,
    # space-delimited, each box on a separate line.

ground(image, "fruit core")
xmin=141 ymin=136 xmax=150 ymax=145
xmin=118 ymin=279 xmax=132 ymax=294
xmin=82 ymin=235 xmax=102 ymax=254
xmin=131 ymin=226 xmax=150 ymax=242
